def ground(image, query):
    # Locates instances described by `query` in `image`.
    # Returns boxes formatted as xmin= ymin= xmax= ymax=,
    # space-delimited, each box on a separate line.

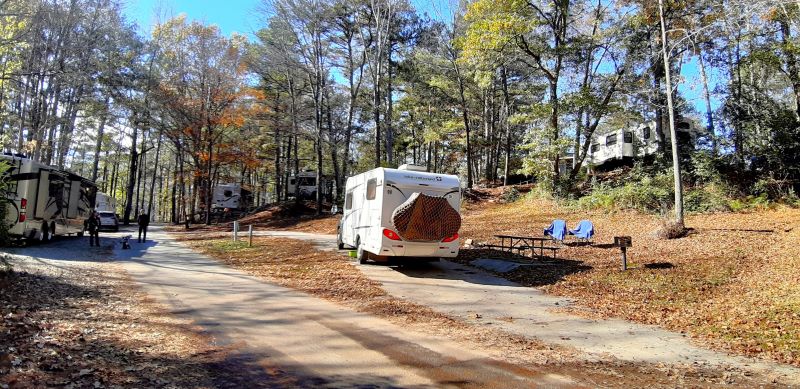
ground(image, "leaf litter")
xmin=458 ymin=197 xmax=800 ymax=367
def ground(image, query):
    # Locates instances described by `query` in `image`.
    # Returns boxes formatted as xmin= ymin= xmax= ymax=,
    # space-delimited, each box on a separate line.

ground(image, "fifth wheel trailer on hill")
xmin=1 ymin=154 xmax=97 ymax=241
xmin=587 ymin=118 xmax=705 ymax=169
xmin=338 ymin=164 xmax=462 ymax=264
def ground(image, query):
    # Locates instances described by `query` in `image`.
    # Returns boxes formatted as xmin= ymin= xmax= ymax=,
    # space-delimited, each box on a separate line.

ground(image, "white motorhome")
xmin=212 ymin=183 xmax=251 ymax=211
xmin=338 ymin=164 xmax=462 ymax=263
xmin=588 ymin=119 xmax=704 ymax=167
xmin=1 ymin=154 xmax=97 ymax=241
xmin=287 ymin=171 xmax=332 ymax=200
xmin=95 ymin=192 xmax=116 ymax=213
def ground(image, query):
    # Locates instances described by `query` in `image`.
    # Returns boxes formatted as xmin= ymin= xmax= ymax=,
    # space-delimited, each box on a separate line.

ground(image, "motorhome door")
xmin=34 ymin=170 xmax=50 ymax=218
xmin=66 ymin=180 xmax=81 ymax=218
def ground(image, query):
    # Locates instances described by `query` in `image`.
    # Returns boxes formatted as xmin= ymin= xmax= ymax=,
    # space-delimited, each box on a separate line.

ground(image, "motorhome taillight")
xmin=441 ymin=233 xmax=459 ymax=243
xmin=19 ymin=213 xmax=26 ymax=222
xmin=20 ymin=198 xmax=27 ymax=209
xmin=382 ymin=229 xmax=402 ymax=241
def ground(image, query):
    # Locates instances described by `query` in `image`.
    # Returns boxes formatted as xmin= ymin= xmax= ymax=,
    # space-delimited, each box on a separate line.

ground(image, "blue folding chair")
xmin=543 ymin=219 xmax=567 ymax=242
xmin=569 ymin=220 xmax=595 ymax=243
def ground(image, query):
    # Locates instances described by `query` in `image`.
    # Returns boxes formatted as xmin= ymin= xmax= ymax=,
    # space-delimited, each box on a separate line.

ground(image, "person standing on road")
xmin=137 ymin=209 xmax=150 ymax=243
xmin=86 ymin=211 xmax=101 ymax=247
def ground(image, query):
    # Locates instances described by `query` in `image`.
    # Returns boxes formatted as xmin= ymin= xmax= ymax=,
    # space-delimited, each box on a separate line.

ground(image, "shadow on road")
xmin=361 ymin=248 xmax=591 ymax=288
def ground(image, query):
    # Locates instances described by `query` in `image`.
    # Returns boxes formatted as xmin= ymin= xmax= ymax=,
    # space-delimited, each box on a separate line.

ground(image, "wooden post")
xmin=621 ymin=246 xmax=628 ymax=271
xmin=233 ymin=221 xmax=239 ymax=242
xmin=248 ymin=225 xmax=253 ymax=247
xmin=614 ymin=236 xmax=632 ymax=271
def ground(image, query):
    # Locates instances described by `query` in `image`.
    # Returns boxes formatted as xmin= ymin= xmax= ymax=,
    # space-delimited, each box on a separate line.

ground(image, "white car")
xmin=97 ymin=211 xmax=119 ymax=232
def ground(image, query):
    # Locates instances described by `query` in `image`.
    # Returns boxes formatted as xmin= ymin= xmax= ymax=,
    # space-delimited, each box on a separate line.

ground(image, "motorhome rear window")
xmin=624 ymin=131 xmax=633 ymax=143
xmin=591 ymin=144 xmax=599 ymax=153
xmin=366 ymin=178 xmax=377 ymax=200
xmin=345 ymin=192 xmax=353 ymax=209
xmin=642 ymin=126 xmax=651 ymax=139
xmin=297 ymin=177 xmax=315 ymax=186
xmin=606 ymin=134 xmax=618 ymax=146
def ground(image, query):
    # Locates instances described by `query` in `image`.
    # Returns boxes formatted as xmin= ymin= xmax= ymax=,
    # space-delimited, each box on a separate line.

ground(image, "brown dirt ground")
xmin=181 ymin=236 xmax=780 ymax=387
xmin=0 ymin=253 xmax=279 ymax=388
xmin=458 ymin=196 xmax=800 ymax=366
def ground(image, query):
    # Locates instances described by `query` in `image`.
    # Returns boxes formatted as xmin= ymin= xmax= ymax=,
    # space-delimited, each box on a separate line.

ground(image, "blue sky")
xmin=122 ymin=0 xmax=716 ymax=123
xmin=123 ymin=0 xmax=453 ymax=38
xmin=123 ymin=0 xmax=262 ymax=38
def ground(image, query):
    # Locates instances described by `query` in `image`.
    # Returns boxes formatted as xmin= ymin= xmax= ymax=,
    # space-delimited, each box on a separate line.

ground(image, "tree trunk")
xmin=385 ymin=43 xmax=394 ymax=165
xmin=549 ymin=81 xmax=560 ymax=182
xmin=91 ymin=96 xmax=110 ymax=182
xmin=501 ymin=67 xmax=512 ymax=186
xmin=697 ymin=49 xmax=716 ymax=155
xmin=373 ymin=72 xmax=382 ymax=167
xmin=123 ymin=119 xmax=139 ymax=225
xmin=659 ymin=0 xmax=684 ymax=227
xmin=147 ymin=131 xmax=163 ymax=216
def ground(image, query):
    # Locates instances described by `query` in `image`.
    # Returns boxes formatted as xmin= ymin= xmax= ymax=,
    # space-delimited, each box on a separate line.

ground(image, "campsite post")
xmin=233 ymin=221 xmax=239 ymax=242
xmin=248 ymin=225 xmax=253 ymax=247
xmin=615 ymin=236 xmax=632 ymax=271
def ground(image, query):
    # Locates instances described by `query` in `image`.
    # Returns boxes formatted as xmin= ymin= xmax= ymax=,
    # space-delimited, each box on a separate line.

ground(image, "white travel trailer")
xmin=1 ymin=154 xmax=97 ymax=241
xmin=588 ymin=119 xmax=704 ymax=167
xmin=338 ymin=164 xmax=462 ymax=264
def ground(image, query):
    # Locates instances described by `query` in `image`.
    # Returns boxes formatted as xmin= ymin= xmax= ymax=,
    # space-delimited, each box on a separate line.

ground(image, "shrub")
xmin=728 ymin=194 xmax=772 ymax=212
xmin=752 ymin=177 xmax=794 ymax=200
xmin=685 ymin=184 xmax=732 ymax=213
xmin=653 ymin=220 xmax=689 ymax=239
xmin=500 ymin=186 xmax=521 ymax=203
xmin=575 ymin=172 xmax=673 ymax=213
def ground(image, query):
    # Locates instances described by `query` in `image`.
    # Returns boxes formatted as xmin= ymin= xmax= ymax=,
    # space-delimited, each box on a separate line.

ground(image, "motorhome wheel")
xmin=336 ymin=225 xmax=344 ymax=250
xmin=356 ymin=237 xmax=367 ymax=264
xmin=39 ymin=223 xmax=50 ymax=242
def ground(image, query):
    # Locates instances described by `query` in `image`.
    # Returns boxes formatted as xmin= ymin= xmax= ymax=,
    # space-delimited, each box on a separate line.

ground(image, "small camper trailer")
xmin=1 ymin=154 xmax=97 ymax=241
xmin=338 ymin=164 xmax=462 ymax=263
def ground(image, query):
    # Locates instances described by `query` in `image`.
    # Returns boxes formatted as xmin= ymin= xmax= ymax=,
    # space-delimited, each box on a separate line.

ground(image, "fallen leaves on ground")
xmin=0 ymin=252 xmax=275 ymax=388
xmin=459 ymin=197 xmax=800 ymax=366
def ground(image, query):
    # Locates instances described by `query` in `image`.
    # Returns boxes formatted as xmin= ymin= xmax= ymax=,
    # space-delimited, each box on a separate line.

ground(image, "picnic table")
xmin=486 ymin=234 xmax=560 ymax=260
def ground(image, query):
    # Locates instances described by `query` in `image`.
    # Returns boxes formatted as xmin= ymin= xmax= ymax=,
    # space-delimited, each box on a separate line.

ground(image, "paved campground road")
xmin=109 ymin=227 xmax=577 ymax=388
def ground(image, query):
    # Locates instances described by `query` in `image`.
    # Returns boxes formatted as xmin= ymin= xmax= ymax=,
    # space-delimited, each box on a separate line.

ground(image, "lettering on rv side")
xmin=403 ymin=175 xmax=442 ymax=182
